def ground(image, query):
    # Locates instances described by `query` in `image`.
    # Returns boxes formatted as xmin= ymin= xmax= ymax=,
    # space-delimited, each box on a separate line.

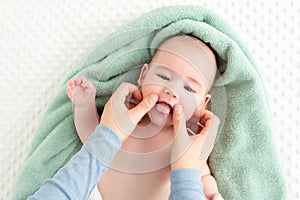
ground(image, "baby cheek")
xmin=140 ymin=84 xmax=163 ymax=97
xmin=180 ymin=96 xmax=199 ymax=119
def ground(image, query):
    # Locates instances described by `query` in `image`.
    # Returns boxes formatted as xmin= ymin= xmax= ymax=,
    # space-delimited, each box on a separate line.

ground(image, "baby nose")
xmin=164 ymin=87 xmax=178 ymax=99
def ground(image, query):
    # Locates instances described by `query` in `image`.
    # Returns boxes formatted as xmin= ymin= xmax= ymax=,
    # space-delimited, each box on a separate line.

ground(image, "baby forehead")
xmin=157 ymin=35 xmax=216 ymax=65
xmin=152 ymin=35 xmax=217 ymax=88
xmin=149 ymin=63 xmax=197 ymax=77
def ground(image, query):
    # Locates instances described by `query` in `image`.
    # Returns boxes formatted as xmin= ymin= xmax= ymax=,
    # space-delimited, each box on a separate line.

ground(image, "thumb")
xmin=129 ymin=94 xmax=158 ymax=124
xmin=193 ymin=132 xmax=209 ymax=160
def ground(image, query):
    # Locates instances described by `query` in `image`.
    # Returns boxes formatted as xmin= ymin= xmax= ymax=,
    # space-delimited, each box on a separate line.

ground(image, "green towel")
xmin=12 ymin=5 xmax=287 ymax=200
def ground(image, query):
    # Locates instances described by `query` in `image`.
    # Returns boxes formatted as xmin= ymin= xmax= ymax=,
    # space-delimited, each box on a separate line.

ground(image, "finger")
xmin=113 ymin=82 xmax=138 ymax=106
xmin=66 ymin=86 xmax=73 ymax=99
xmin=74 ymin=77 xmax=81 ymax=85
xmin=173 ymin=104 xmax=184 ymax=137
xmin=199 ymin=111 xmax=214 ymax=134
xmin=74 ymin=77 xmax=86 ymax=85
xmin=81 ymin=79 xmax=94 ymax=89
xmin=66 ymin=81 xmax=77 ymax=97
xmin=128 ymin=94 xmax=158 ymax=124
xmin=199 ymin=109 xmax=213 ymax=126
xmin=172 ymin=104 xmax=191 ymax=146
xmin=109 ymin=83 xmax=139 ymax=133
xmin=67 ymin=80 xmax=75 ymax=89
xmin=127 ymin=102 xmax=137 ymax=109
xmin=132 ymin=87 xmax=142 ymax=103
xmin=121 ymin=82 xmax=137 ymax=96
xmin=198 ymin=113 xmax=219 ymax=160
xmin=200 ymin=112 xmax=220 ymax=135
xmin=193 ymin=131 xmax=210 ymax=162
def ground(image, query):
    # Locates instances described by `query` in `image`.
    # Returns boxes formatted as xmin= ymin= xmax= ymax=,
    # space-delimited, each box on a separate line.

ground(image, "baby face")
xmin=138 ymin=50 xmax=213 ymax=126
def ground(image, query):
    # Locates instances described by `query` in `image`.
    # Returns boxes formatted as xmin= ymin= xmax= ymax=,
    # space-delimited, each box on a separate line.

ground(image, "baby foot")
xmin=66 ymin=77 xmax=96 ymax=107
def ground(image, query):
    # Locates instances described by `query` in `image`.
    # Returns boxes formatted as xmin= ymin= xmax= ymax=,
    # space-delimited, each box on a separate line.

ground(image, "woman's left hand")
xmin=100 ymin=82 xmax=158 ymax=141
xmin=170 ymin=105 xmax=220 ymax=171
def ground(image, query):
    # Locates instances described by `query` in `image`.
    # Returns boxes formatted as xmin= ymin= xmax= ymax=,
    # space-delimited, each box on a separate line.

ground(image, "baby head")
xmin=138 ymin=35 xmax=217 ymax=126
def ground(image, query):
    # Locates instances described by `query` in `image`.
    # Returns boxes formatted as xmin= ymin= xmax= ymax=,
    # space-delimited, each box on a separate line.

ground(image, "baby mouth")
xmin=155 ymin=102 xmax=173 ymax=116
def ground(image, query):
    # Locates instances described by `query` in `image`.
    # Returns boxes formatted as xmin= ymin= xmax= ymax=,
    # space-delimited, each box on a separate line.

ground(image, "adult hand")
xmin=170 ymin=105 xmax=220 ymax=171
xmin=100 ymin=82 xmax=158 ymax=141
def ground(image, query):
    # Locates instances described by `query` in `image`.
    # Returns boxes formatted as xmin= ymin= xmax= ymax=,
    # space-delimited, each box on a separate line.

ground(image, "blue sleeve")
xmin=169 ymin=169 xmax=205 ymax=200
xmin=27 ymin=125 xmax=121 ymax=200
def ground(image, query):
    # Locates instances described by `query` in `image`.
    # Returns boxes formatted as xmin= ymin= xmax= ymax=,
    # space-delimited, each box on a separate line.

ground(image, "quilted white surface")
xmin=1 ymin=0 xmax=299 ymax=199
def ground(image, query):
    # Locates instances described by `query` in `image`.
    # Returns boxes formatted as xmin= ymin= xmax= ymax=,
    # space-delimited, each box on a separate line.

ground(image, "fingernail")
xmin=176 ymin=105 xmax=182 ymax=114
xmin=150 ymin=94 xmax=157 ymax=103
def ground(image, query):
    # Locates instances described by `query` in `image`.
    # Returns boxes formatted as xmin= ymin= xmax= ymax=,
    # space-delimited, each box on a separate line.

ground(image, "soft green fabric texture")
xmin=12 ymin=5 xmax=287 ymax=200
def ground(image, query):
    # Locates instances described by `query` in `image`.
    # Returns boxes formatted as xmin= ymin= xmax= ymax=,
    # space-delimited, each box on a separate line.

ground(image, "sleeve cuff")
xmin=83 ymin=125 xmax=122 ymax=167
xmin=170 ymin=169 xmax=203 ymax=193
xmin=170 ymin=168 xmax=202 ymax=183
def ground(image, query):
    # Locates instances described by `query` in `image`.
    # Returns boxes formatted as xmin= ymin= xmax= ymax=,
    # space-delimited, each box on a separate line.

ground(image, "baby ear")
xmin=137 ymin=63 xmax=149 ymax=86
xmin=197 ymin=94 xmax=211 ymax=110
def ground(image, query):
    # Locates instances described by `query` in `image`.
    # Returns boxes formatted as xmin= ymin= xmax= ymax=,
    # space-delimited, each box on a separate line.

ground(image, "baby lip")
xmin=156 ymin=100 xmax=173 ymax=113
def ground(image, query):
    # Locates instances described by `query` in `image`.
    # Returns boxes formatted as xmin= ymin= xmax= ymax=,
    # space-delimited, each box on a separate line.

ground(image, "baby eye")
xmin=184 ymin=85 xmax=196 ymax=93
xmin=157 ymin=74 xmax=170 ymax=81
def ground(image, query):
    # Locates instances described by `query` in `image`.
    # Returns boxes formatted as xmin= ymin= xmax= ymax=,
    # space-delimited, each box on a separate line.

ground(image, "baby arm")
xmin=66 ymin=77 xmax=100 ymax=143
xmin=201 ymin=162 xmax=223 ymax=200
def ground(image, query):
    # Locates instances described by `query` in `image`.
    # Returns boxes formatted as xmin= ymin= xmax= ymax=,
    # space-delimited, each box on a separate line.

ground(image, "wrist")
xmin=171 ymin=159 xmax=205 ymax=171
xmin=84 ymin=125 xmax=122 ymax=166
xmin=74 ymin=101 xmax=96 ymax=111
xmin=171 ymin=166 xmax=201 ymax=172
xmin=99 ymin=120 xmax=129 ymax=142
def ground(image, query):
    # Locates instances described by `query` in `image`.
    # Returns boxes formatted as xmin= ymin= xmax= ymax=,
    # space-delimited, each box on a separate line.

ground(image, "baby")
xmin=67 ymin=35 xmax=223 ymax=200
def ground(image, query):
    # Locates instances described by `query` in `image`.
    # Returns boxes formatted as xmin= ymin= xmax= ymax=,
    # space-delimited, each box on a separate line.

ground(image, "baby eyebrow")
xmin=155 ymin=65 xmax=170 ymax=71
xmin=186 ymin=77 xmax=202 ymax=89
